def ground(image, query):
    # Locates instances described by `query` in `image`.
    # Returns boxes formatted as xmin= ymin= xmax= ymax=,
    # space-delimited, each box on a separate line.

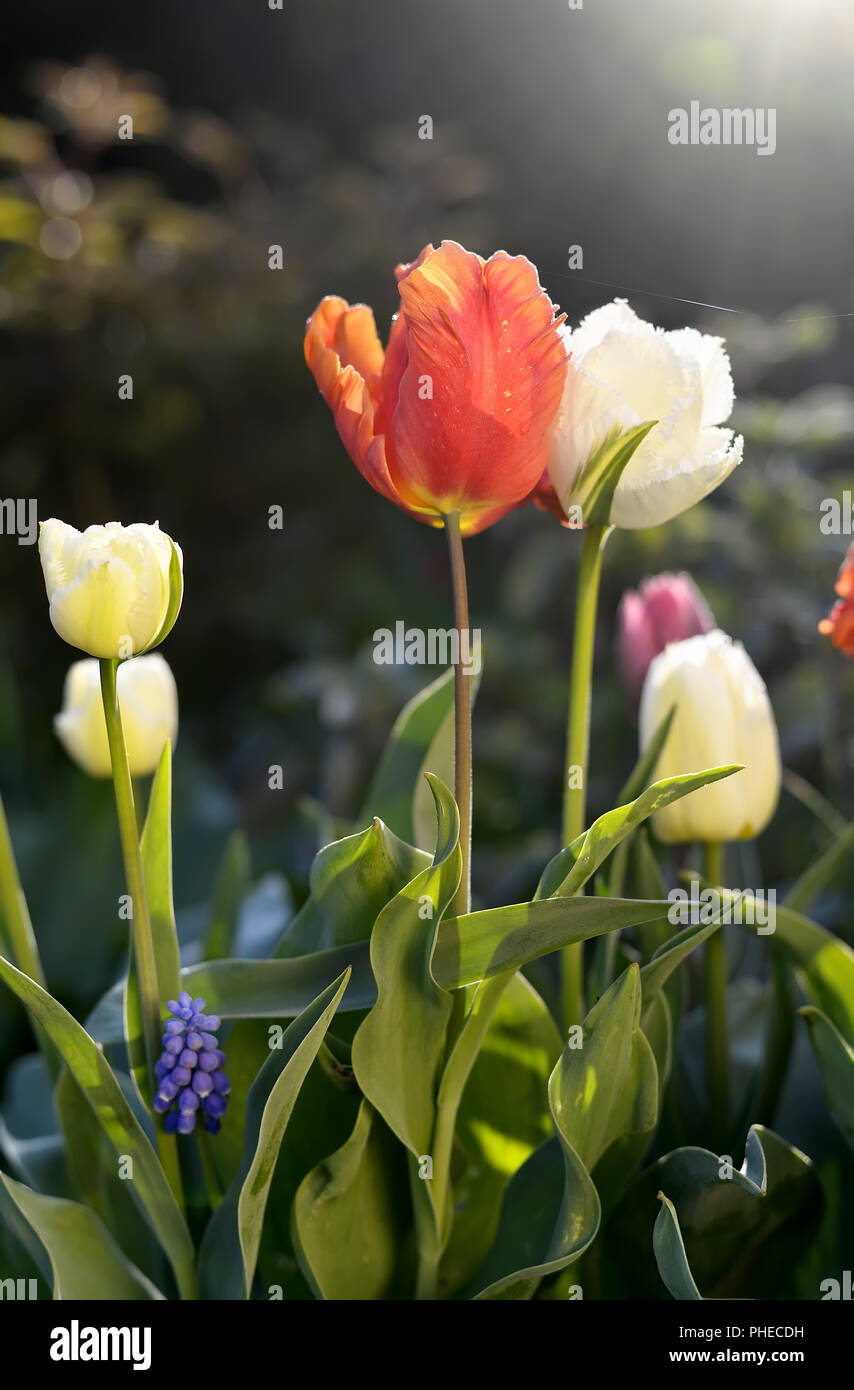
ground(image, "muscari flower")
xmin=153 ymin=992 xmax=230 ymax=1135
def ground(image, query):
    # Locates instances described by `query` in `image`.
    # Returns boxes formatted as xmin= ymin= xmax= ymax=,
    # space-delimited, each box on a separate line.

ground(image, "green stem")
xmin=0 ymin=792 xmax=59 ymax=1077
xmin=704 ymin=840 xmax=728 ymax=1144
xmin=753 ymin=946 xmax=795 ymax=1128
xmin=197 ymin=1130 xmax=223 ymax=1213
xmin=560 ymin=523 xmax=607 ymax=1032
xmin=445 ymin=512 xmax=472 ymax=920
xmin=100 ymin=659 xmax=186 ymax=1218
xmin=100 ymin=659 xmax=161 ymax=1080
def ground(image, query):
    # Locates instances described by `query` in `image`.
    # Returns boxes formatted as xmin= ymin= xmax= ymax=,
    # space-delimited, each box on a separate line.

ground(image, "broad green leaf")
xmin=274 ymin=818 xmax=429 ymax=958
xmin=433 ymin=895 xmax=670 ymax=990
xmin=569 ymin=420 xmax=659 ymax=526
xmin=800 ymin=1006 xmax=854 ymax=1151
xmin=654 ymin=1193 xmax=702 ymax=1300
xmin=412 ymin=652 xmax=481 ymax=853
xmin=609 ymin=1126 xmax=821 ymax=1300
xmin=197 ymin=969 xmax=350 ymax=1299
xmin=351 ymin=775 xmax=460 ymax=1159
xmin=0 ymin=948 xmax=195 ymax=1298
xmin=536 ymin=764 xmax=741 ymax=900
xmin=359 ymin=668 xmax=455 ymax=842
xmin=440 ymin=974 xmax=562 ymax=1296
xmin=0 ymin=1170 xmax=163 ymax=1300
xmin=640 ymin=917 xmax=723 ymax=999
xmin=204 ymin=830 xmax=251 ymax=961
xmin=292 ymin=1099 xmax=411 ymax=1300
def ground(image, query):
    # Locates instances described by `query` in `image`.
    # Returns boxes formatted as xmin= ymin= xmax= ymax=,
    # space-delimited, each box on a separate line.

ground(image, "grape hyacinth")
xmin=153 ymin=992 xmax=231 ymax=1135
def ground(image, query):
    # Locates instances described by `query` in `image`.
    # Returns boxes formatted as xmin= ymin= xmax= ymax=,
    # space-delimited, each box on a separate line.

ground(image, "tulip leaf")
xmin=783 ymin=819 xmax=854 ymax=915
xmin=640 ymin=917 xmax=723 ymax=999
xmin=274 ymin=818 xmax=429 ymax=958
xmin=569 ymin=419 xmax=659 ymax=527
xmin=609 ymin=1126 xmax=821 ymax=1299
xmin=617 ymin=706 xmax=677 ymax=806
xmin=0 ymin=1169 xmax=164 ymax=1300
xmin=440 ymin=973 xmax=562 ymax=1296
xmin=536 ymin=764 xmax=741 ymax=900
xmin=204 ymin=829 xmax=251 ymax=961
xmin=800 ymin=1006 xmax=854 ymax=1151
xmin=0 ymin=949 xmax=195 ymax=1297
xmin=292 ymin=1098 xmax=412 ymax=1300
xmin=351 ymin=775 xmax=460 ymax=1160
xmin=654 ymin=1193 xmax=703 ymax=1300
xmin=142 ymin=534 xmax=184 ymax=654
xmin=197 ymin=968 xmax=350 ymax=1299
xmin=433 ymin=895 xmax=670 ymax=991
xmin=125 ymin=742 xmax=182 ymax=1105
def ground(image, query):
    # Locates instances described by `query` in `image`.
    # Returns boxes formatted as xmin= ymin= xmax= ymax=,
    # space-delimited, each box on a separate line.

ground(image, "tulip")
xmin=304 ymin=240 xmax=568 ymax=536
xmin=639 ymin=629 xmax=780 ymax=843
xmin=39 ymin=519 xmax=183 ymax=660
xmin=618 ymin=571 xmax=715 ymax=707
xmin=55 ymin=654 xmax=178 ymax=778
xmin=819 ymin=543 xmax=854 ymax=656
xmin=540 ymin=299 xmax=743 ymax=529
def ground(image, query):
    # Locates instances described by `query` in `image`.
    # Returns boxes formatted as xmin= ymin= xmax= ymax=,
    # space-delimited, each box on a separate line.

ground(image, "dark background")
xmin=1 ymin=0 xmax=853 ymax=1051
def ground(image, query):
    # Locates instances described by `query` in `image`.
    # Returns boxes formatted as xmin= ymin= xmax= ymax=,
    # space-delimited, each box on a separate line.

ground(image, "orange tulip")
xmin=819 ymin=543 xmax=854 ymax=655
xmin=304 ymin=241 xmax=568 ymax=536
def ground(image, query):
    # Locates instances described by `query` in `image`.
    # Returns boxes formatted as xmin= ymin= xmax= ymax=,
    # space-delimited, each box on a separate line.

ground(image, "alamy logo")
xmin=668 ymin=880 xmax=776 ymax=934
xmin=668 ymin=102 xmax=776 ymax=156
xmin=50 ymin=1320 xmax=151 ymax=1371
xmin=373 ymin=622 xmax=481 ymax=675
xmin=0 ymin=497 xmax=38 ymax=545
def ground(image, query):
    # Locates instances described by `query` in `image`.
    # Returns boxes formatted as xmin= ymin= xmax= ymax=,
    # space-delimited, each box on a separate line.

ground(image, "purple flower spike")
xmin=153 ymin=995 xmax=230 ymax=1136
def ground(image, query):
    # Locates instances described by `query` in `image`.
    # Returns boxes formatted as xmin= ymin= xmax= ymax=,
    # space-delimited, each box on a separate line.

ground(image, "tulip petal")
xmin=610 ymin=428 xmax=743 ymax=530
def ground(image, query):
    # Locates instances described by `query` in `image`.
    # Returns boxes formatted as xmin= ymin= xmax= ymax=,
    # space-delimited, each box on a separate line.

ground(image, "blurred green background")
xmin=1 ymin=0 xmax=853 ymax=1086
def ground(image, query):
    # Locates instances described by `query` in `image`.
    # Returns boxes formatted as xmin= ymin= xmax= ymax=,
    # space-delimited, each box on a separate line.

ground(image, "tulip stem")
xmin=445 ymin=512 xmax=472 ymax=920
xmin=100 ymin=659 xmax=162 ymax=1085
xmin=560 ymin=522 xmax=607 ymax=1032
xmin=704 ymin=840 xmax=729 ymax=1144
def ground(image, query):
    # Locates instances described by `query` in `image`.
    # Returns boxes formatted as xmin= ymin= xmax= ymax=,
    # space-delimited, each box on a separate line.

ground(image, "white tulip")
xmin=39 ymin=519 xmax=182 ymax=660
xmin=55 ymin=654 xmax=178 ymax=779
xmin=639 ymin=629 xmax=780 ymax=843
xmin=546 ymin=300 xmax=743 ymax=529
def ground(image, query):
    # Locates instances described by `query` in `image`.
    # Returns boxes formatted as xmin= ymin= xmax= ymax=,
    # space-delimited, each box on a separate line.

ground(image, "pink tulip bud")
xmin=618 ymin=572 xmax=715 ymax=709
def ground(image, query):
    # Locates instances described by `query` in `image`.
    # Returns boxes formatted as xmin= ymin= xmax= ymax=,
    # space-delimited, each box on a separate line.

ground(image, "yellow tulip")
xmin=54 ymin=654 xmax=178 ymax=779
xmin=39 ymin=519 xmax=183 ymax=660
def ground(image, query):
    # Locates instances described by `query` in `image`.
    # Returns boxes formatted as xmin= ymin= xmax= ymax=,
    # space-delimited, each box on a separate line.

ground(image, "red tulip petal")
xmin=388 ymin=241 xmax=567 ymax=526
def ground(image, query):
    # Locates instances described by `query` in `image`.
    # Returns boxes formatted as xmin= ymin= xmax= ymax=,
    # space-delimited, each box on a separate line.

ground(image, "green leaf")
xmin=536 ymin=764 xmax=741 ymax=900
xmin=0 ymin=1169 xmax=163 ymax=1299
xmin=433 ymin=895 xmax=670 ymax=991
xmin=569 ymin=419 xmax=659 ymax=526
xmin=440 ymin=974 xmax=562 ymax=1296
xmin=197 ymin=969 xmax=350 ymax=1299
xmin=351 ymin=775 xmax=460 ymax=1159
xmin=292 ymin=1099 xmax=412 ymax=1300
xmin=609 ymin=1126 xmax=821 ymax=1300
xmin=617 ymin=706 xmax=677 ymax=806
xmin=800 ymin=1006 xmax=854 ymax=1151
xmin=654 ymin=1193 xmax=703 ymax=1300
xmin=783 ymin=819 xmax=854 ymax=915
xmin=640 ymin=917 xmax=723 ymax=999
xmin=274 ymin=818 xmax=429 ymax=958
xmin=125 ymin=743 xmax=182 ymax=1104
xmin=204 ymin=830 xmax=251 ymax=961
xmin=0 ymin=948 xmax=195 ymax=1297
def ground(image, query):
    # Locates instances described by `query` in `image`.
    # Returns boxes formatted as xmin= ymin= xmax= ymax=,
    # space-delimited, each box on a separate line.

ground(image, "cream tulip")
xmin=545 ymin=300 xmax=743 ymax=529
xmin=39 ymin=519 xmax=183 ymax=660
xmin=55 ymin=654 xmax=178 ymax=778
xmin=639 ymin=629 xmax=780 ymax=843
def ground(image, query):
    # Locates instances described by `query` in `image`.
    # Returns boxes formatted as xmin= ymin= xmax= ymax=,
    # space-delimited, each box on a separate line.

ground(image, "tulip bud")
xmin=541 ymin=300 xmax=743 ymax=529
xmin=639 ymin=630 xmax=780 ymax=843
xmin=618 ymin=572 xmax=715 ymax=708
xmin=55 ymin=654 xmax=178 ymax=778
xmin=39 ymin=519 xmax=183 ymax=660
